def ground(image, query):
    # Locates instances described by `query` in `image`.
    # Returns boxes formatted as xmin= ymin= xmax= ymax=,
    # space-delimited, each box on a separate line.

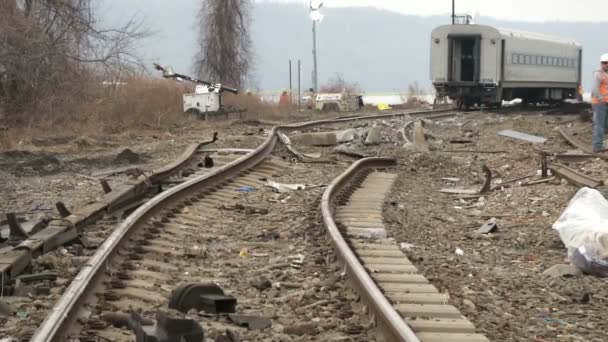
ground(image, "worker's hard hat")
xmin=601 ymin=53 xmax=608 ymax=62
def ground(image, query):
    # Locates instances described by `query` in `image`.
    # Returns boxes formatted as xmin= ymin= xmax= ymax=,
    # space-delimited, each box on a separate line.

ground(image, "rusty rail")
xmin=559 ymin=127 xmax=608 ymax=160
xmin=549 ymin=162 xmax=604 ymax=188
xmin=30 ymin=109 xmax=455 ymax=342
xmin=0 ymin=135 xmax=217 ymax=286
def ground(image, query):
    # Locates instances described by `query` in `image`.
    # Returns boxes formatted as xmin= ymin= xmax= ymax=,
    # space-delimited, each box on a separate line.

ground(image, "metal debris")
xmin=479 ymin=165 xmax=493 ymax=194
xmin=477 ymin=218 xmax=498 ymax=234
xmin=169 ymin=283 xmax=236 ymax=314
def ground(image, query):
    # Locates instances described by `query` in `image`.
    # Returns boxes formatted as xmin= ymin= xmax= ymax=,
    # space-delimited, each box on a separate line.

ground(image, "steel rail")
xmin=549 ymin=162 xmax=604 ymax=188
xmin=31 ymin=109 xmax=451 ymax=342
xmin=559 ymin=127 xmax=608 ymax=160
xmin=321 ymin=158 xmax=420 ymax=342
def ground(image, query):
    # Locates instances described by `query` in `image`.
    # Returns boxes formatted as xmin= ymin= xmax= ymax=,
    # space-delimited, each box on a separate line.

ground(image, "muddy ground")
xmin=2 ymin=107 xmax=607 ymax=341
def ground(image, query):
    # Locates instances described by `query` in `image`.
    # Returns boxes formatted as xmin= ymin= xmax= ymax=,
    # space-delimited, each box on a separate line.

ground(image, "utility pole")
xmin=312 ymin=21 xmax=318 ymax=93
xmin=452 ymin=0 xmax=455 ymax=24
xmin=298 ymin=59 xmax=301 ymax=110
xmin=289 ymin=60 xmax=293 ymax=105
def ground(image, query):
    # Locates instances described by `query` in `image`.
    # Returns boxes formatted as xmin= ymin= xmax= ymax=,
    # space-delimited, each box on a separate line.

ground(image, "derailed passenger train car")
xmin=430 ymin=24 xmax=582 ymax=108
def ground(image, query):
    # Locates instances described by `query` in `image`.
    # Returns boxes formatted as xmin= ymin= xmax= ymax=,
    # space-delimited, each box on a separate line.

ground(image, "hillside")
xmin=100 ymin=1 xmax=607 ymax=92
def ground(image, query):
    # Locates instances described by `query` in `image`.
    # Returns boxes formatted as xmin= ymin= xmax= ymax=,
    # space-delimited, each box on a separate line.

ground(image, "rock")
xmin=36 ymin=254 xmax=58 ymax=270
xmin=335 ymin=129 xmax=359 ymax=143
xmin=251 ymin=277 xmax=272 ymax=291
xmin=542 ymin=264 xmax=582 ymax=278
xmin=114 ymin=148 xmax=142 ymax=164
xmin=0 ymin=301 xmax=14 ymax=316
xmin=290 ymin=132 xmax=337 ymax=146
xmin=283 ymin=322 xmax=318 ymax=336
xmin=364 ymin=127 xmax=383 ymax=145
xmin=463 ymin=299 xmax=477 ymax=311
xmin=71 ymin=256 xmax=90 ymax=267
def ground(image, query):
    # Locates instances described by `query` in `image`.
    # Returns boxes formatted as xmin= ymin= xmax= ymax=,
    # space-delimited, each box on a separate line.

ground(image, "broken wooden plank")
xmin=498 ymin=130 xmax=547 ymax=144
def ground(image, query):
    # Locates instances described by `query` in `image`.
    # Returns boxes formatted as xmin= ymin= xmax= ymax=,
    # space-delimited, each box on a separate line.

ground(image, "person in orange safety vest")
xmin=592 ymin=54 xmax=608 ymax=152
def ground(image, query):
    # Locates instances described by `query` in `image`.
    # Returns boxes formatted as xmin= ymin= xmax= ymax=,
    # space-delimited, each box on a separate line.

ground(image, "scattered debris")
xmin=228 ymin=314 xmax=272 ymax=330
xmin=439 ymin=188 xmax=478 ymax=195
xmin=283 ymin=322 xmax=318 ymax=336
xmin=571 ymin=247 xmax=608 ymax=277
xmin=553 ymin=188 xmax=608 ymax=269
xmin=442 ymin=149 xmax=507 ymax=154
xmin=455 ymin=248 xmax=464 ymax=256
xmin=114 ymin=148 xmax=143 ymax=164
xmin=276 ymin=131 xmax=329 ymax=163
xmin=522 ymin=177 xmax=556 ymax=187
xmin=236 ymin=186 xmax=256 ymax=193
xmin=542 ymin=264 xmax=582 ymax=278
xmin=399 ymin=242 xmax=415 ymax=251
xmin=251 ymin=277 xmax=272 ymax=291
xmin=219 ymin=204 xmax=268 ymax=215
xmin=479 ymin=165 xmax=493 ymax=194
xmin=265 ymin=180 xmax=323 ymax=193
xmin=498 ymin=130 xmax=547 ymax=144
xmin=128 ymin=311 xmax=204 ymax=342
xmin=442 ymin=178 xmax=460 ymax=182
xmin=289 ymin=254 xmax=305 ymax=269
xmin=477 ymin=218 xmax=498 ymax=234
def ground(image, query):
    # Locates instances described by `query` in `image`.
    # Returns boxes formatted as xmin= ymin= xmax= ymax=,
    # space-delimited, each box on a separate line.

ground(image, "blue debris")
xmin=236 ymin=186 xmax=256 ymax=193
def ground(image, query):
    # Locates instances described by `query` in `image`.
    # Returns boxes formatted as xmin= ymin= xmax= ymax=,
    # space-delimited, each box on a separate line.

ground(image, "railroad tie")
xmin=336 ymin=171 xmax=490 ymax=342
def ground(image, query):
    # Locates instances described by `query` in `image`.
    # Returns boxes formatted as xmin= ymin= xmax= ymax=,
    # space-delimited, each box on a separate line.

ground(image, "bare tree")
xmin=195 ymin=0 xmax=252 ymax=88
xmin=320 ymin=73 xmax=361 ymax=95
xmin=0 ymin=0 xmax=147 ymax=118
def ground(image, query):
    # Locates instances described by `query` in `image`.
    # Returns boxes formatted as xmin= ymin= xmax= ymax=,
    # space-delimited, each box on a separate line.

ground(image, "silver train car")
xmin=430 ymin=24 xmax=582 ymax=108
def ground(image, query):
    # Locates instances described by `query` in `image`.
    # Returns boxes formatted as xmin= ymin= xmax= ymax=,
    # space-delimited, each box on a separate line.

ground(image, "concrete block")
xmin=290 ymin=132 xmax=337 ymax=146
xmin=364 ymin=127 xmax=383 ymax=145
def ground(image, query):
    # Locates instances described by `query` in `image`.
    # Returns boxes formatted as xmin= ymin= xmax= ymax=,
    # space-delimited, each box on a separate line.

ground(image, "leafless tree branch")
xmin=194 ymin=0 xmax=253 ymax=88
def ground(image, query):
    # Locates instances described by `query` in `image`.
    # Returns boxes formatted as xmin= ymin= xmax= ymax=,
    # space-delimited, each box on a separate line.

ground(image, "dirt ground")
xmin=375 ymin=111 xmax=607 ymax=342
xmin=2 ymin=107 xmax=607 ymax=341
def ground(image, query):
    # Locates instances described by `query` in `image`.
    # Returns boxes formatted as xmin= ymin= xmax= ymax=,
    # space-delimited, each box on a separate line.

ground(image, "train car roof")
xmin=433 ymin=24 xmax=581 ymax=47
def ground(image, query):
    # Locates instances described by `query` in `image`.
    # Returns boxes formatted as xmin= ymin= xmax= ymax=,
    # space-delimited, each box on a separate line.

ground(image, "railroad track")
xmin=322 ymin=158 xmax=489 ymax=342
xmin=25 ymin=108 xmax=467 ymax=341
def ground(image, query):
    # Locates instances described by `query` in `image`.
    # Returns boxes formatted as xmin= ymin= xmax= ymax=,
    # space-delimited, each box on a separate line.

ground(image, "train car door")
xmin=448 ymin=35 xmax=481 ymax=83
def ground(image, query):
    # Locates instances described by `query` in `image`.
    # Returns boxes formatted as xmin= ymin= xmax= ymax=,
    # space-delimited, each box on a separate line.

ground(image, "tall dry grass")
xmin=0 ymin=77 xmax=293 ymax=150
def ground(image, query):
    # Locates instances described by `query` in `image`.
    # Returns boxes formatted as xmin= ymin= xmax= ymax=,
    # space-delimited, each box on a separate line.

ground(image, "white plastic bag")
xmin=552 ymin=187 xmax=608 ymax=259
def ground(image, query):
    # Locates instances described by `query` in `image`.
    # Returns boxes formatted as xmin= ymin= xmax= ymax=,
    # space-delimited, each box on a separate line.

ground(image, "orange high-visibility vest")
xmin=592 ymin=72 xmax=608 ymax=104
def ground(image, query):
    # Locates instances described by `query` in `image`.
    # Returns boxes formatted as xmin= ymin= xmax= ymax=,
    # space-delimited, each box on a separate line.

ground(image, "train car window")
xmin=534 ymin=56 xmax=539 ymax=65
xmin=525 ymin=55 xmax=531 ymax=64
xmin=512 ymin=54 xmax=518 ymax=64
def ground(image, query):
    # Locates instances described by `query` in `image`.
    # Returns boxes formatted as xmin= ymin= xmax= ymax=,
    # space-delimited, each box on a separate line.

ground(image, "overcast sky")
xmin=261 ymin=0 xmax=607 ymax=22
